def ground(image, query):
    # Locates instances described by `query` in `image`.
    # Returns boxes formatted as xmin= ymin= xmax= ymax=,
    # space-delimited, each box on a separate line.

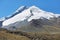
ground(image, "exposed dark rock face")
xmin=0 ymin=21 xmax=3 ymax=27
xmin=29 ymin=16 xmax=60 ymax=28
xmin=30 ymin=18 xmax=53 ymax=28
xmin=30 ymin=19 xmax=43 ymax=27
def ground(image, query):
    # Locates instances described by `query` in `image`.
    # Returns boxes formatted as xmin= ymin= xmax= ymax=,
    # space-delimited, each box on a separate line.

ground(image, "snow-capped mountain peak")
xmin=29 ymin=6 xmax=43 ymax=12
xmin=27 ymin=6 xmax=55 ymax=21
xmin=2 ymin=6 xmax=60 ymax=27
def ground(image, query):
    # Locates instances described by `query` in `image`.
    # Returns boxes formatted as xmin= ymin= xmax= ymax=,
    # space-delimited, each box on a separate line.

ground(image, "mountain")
xmin=1 ymin=6 xmax=60 ymax=32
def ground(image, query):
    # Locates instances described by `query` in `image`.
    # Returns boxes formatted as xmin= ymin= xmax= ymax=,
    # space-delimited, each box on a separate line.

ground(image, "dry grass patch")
xmin=0 ymin=31 xmax=30 ymax=40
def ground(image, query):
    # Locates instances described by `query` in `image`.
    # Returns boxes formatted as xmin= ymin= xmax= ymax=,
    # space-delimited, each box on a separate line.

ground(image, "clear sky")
xmin=0 ymin=0 xmax=60 ymax=18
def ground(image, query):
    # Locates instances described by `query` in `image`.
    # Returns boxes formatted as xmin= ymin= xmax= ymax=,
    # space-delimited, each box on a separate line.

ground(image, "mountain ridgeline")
xmin=0 ymin=6 xmax=60 ymax=32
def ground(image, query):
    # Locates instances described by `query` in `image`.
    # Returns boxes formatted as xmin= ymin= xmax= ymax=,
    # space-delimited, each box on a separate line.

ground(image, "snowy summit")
xmin=2 ymin=6 xmax=60 ymax=28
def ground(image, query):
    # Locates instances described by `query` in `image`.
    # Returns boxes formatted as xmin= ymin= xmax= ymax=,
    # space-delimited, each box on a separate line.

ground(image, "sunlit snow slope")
xmin=2 ymin=6 xmax=60 ymax=27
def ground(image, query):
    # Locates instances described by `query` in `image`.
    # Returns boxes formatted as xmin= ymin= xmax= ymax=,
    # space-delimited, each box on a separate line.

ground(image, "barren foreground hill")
xmin=0 ymin=28 xmax=60 ymax=40
xmin=0 ymin=29 xmax=30 ymax=40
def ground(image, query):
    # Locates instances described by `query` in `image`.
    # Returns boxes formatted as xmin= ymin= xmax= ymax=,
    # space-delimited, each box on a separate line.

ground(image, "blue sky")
xmin=0 ymin=0 xmax=60 ymax=18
